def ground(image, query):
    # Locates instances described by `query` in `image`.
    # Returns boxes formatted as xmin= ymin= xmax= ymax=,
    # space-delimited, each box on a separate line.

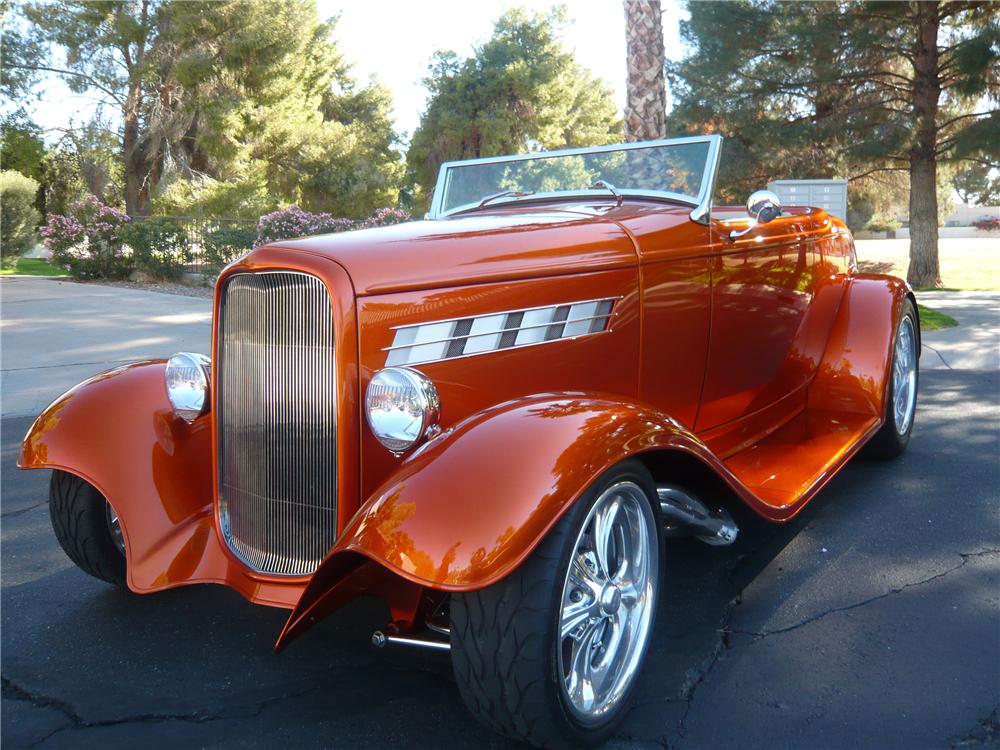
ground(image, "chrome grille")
xmin=217 ymin=272 xmax=337 ymax=576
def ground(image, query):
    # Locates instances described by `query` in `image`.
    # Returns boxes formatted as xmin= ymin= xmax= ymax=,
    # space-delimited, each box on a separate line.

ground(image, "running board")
xmin=657 ymin=486 xmax=738 ymax=546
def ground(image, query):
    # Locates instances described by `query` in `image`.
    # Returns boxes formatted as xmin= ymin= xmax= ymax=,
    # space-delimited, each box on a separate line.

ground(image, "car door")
xmin=612 ymin=204 xmax=714 ymax=431
xmin=695 ymin=211 xmax=829 ymax=435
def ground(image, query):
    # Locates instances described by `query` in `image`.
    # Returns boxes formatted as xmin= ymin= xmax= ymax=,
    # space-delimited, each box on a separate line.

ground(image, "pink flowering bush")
xmin=255 ymin=205 xmax=411 ymax=247
xmin=41 ymin=196 xmax=133 ymax=279
xmin=39 ymin=214 xmax=85 ymax=255
xmin=255 ymin=206 xmax=356 ymax=247
xmin=972 ymin=218 xmax=1000 ymax=232
xmin=362 ymin=207 xmax=411 ymax=228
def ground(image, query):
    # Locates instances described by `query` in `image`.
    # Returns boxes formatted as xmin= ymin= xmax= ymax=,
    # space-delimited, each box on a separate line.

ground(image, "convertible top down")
xmin=20 ymin=134 xmax=919 ymax=748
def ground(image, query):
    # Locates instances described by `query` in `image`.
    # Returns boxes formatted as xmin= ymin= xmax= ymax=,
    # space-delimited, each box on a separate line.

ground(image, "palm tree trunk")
xmin=624 ymin=0 xmax=667 ymax=142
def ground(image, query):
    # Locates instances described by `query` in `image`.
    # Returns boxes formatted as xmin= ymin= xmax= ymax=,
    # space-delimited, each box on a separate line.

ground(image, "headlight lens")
xmin=165 ymin=352 xmax=210 ymax=423
xmin=365 ymin=367 xmax=440 ymax=453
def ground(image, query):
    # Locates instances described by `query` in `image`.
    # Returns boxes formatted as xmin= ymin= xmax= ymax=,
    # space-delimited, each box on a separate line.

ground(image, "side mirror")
xmin=730 ymin=189 xmax=782 ymax=240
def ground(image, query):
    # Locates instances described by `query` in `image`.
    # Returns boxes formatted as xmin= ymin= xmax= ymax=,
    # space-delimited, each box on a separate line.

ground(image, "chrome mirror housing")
xmin=730 ymin=189 xmax=782 ymax=240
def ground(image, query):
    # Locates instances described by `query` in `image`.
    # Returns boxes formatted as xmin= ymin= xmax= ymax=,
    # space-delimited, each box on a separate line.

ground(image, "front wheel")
xmin=450 ymin=460 xmax=662 ymax=748
xmin=49 ymin=470 xmax=127 ymax=586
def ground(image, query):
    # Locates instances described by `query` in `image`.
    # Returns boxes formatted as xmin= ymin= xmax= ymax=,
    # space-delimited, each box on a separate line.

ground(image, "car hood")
xmin=268 ymin=207 xmax=638 ymax=295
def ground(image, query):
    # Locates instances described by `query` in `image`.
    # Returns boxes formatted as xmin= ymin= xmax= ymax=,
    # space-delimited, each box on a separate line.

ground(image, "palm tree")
xmin=624 ymin=0 xmax=667 ymax=141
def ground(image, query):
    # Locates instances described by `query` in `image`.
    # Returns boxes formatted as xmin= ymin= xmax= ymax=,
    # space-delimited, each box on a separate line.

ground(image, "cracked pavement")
xmin=2 ymin=280 xmax=999 ymax=749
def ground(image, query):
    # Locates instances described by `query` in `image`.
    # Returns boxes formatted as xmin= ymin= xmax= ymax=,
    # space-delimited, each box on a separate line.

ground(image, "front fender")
xmin=18 ymin=361 xmax=301 ymax=607
xmin=277 ymin=394 xmax=722 ymax=648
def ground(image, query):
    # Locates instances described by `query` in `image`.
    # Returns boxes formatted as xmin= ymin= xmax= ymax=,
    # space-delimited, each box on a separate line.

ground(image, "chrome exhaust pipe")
xmin=372 ymin=630 xmax=451 ymax=652
xmin=657 ymin=485 xmax=738 ymax=546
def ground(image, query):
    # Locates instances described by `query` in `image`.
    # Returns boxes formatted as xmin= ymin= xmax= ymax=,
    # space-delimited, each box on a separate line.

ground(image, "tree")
xmin=624 ymin=0 xmax=666 ymax=141
xmin=953 ymin=160 xmax=1000 ymax=205
xmin=406 ymin=7 xmax=622 ymax=209
xmin=1 ymin=112 xmax=46 ymax=182
xmin=668 ymin=1 xmax=999 ymax=288
xmin=15 ymin=0 xmax=403 ymax=217
xmin=1 ymin=0 xmax=44 ymax=103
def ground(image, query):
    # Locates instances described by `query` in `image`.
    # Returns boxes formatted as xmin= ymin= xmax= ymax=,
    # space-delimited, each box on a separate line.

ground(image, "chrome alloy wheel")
xmin=105 ymin=502 xmax=125 ymax=555
xmin=893 ymin=316 xmax=918 ymax=435
xmin=557 ymin=481 xmax=658 ymax=722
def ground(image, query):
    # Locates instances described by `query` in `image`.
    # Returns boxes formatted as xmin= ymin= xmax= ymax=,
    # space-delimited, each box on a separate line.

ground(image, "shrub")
xmin=39 ymin=213 xmax=85 ymax=255
xmin=362 ymin=207 xmax=411 ymax=228
xmin=41 ymin=195 xmax=133 ymax=280
xmin=866 ymin=214 xmax=901 ymax=233
xmin=54 ymin=239 xmax=133 ymax=280
xmin=846 ymin=193 xmax=875 ymax=233
xmin=972 ymin=218 xmax=1000 ymax=232
xmin=1 ymin=170 xmax=41 ymax=266
xmin=203 ymin=225 xmax=257 ymax=270
xmin=255 ymin=206 xmax=355 ymax=247
xmin=121 ymin=216 xmax=191 ymax=280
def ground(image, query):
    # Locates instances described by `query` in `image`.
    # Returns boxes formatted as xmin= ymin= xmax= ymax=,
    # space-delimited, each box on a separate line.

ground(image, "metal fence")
xmin=129 ymin=215 xmax=257 ymax=275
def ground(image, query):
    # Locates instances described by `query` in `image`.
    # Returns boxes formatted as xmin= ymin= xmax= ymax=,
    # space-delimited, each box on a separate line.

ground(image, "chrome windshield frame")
xmin=427 ymin=134 xmax=723 ymax=224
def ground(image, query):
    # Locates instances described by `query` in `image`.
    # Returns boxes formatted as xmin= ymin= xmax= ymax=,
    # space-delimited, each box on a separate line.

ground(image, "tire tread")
xmin=49 ymin=470 xmax=126 ymax=586
xmin=450 ymin=460 xmax=660 ymax=748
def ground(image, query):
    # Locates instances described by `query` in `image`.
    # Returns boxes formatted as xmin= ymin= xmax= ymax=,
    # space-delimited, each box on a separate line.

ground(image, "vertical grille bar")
xmin=217 ymin=272 xmax=337 ymax=576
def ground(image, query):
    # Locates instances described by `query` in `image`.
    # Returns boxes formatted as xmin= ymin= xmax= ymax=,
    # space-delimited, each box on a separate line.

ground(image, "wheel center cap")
xmin=600 ymin=584 xmax=622 ymax=615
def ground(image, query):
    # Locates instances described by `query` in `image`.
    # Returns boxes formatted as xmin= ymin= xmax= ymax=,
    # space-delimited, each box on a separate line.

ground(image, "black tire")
xmin=449 ymin=459 xmax=662 ymax=749
xmin=864 ymin=297 xmax=919 ymax=460
xmin=49 ymin=470 xmax=127 ymax=586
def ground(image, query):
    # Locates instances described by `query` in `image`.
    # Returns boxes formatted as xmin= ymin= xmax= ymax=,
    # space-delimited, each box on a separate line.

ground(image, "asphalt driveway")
xmin=2 ymin=278 xmax=998 ymax=749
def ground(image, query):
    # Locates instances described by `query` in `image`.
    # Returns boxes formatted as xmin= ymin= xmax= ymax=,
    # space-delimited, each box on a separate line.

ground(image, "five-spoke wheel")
xmin=892 ymin=314 xmax=918 ymax=436
xmin=450 ymin=460 xmax=661 ymax=748
xmin=866 ymin=297 xmax=919 ymax=459
xmin=558 ymin=481 xmax=657 ymax=722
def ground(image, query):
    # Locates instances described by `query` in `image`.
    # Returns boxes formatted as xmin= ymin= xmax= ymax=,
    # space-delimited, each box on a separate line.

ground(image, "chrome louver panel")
xmin=217 ymin=272 xmax=337 ymax=576
xmin=384 ymin=297 xmax=617 ymax=366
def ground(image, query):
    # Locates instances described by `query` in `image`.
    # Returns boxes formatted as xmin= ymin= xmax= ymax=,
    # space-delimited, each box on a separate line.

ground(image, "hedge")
xmin=1 ymin=170 xmax=41 ymax=266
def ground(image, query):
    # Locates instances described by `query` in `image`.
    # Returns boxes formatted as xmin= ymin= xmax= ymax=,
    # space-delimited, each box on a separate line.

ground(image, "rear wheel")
xmin=49 ymin=470 xmax=127 ymax=586
xmin=865 ymin=298 xmax=919 ymax=459
xmin=449 ymin=460 xmax=661 ymax=748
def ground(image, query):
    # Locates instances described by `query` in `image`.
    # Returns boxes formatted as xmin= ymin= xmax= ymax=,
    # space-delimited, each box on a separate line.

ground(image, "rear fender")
xmin=809 ymin=274 xmax=916 ymax=417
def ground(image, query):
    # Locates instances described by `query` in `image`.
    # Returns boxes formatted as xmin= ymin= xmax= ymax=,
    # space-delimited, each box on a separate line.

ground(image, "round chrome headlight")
xmin=165 ymin=352 xmax=210 ymax=423
xmin=365 ymin=367 xmax=440 ymax=453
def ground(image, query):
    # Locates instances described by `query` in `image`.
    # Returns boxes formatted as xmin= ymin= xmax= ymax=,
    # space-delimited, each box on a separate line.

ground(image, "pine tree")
xmin=668 ymin=1 xmax=998 ymax=288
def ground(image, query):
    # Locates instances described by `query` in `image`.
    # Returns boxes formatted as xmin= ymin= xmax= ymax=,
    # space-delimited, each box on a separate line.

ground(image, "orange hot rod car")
xmin=19 ymin=135 xmax=919 ymax=748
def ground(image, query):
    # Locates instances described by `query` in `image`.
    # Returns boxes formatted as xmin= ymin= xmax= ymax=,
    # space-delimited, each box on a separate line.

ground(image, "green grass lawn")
xmin=917 ymin=304 xmax=959 ymax=331
xmin=0 ymin=258 xmax=68 ymax=276
xmin=854 ymin=238 xmax=1000 ymax=291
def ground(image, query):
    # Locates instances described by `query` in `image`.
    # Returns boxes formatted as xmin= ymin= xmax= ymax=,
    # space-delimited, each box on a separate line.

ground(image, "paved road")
xmin=1 ymin=278 xmax=210 ymax=418
xmin=2 ymin=279 xmax=998 ymax=749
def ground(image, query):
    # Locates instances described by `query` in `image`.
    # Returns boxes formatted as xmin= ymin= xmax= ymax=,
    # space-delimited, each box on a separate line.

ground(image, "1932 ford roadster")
xmin=20 ymin=135 xmax=919 ymax=747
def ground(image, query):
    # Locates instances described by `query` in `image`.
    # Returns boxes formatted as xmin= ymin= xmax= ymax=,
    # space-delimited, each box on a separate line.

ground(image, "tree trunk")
xmin=122 ymin=81 xmax=151 ymax=217
xmin=624 ymin=0 xmax=666 ymax=142
xmin=906 ymin=1 xmax=942 ymax=289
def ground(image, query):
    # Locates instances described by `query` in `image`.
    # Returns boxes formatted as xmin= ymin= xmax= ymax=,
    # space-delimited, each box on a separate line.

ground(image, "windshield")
xmin=430 ymin=135 xmax=719 ymax=218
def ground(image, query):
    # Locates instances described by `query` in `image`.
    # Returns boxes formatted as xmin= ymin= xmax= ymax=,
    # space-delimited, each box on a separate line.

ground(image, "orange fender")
xmin=810 ymin=274 xmax=917 ymax=418
xmin=18 ymin=362 xmax=301 ymax=608
xmin=277 ymin=394 xmax=725 ymax=648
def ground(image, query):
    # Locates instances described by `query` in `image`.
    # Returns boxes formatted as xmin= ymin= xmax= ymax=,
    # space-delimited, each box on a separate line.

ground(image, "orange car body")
xmin=19 ymin=189 xmax=915 ymax=648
